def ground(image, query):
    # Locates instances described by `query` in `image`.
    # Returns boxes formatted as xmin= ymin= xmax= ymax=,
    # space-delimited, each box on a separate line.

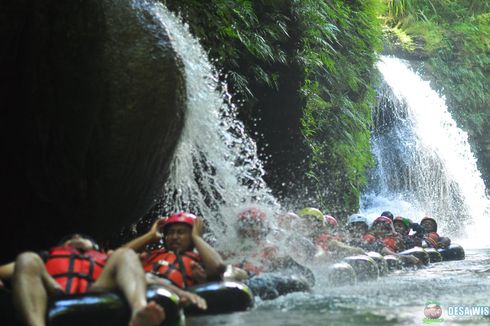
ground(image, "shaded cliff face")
xmin=0 ymin=0 xmax=185 ymax=260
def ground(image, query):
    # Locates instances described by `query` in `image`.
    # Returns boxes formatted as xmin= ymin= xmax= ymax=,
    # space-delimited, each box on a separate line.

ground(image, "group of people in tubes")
xmin=0 ymin=206 xmax=452 ymax=326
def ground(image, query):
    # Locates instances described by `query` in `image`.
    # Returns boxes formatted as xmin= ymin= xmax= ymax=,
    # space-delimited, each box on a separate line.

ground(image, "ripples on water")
xmin=188 ymin=249 xmax=490 ymax=325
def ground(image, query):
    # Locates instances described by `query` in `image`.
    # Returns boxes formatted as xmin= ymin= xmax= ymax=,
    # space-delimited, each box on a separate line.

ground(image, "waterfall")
xmin=133 ymin=0 xmax=279 ymax=245
xmin=361 ymin=56 xmax=490 ymax=247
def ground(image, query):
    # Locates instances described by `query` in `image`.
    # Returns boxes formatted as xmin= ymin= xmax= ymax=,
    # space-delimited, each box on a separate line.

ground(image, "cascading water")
xmin=108 ymin=6 xmax=490 ymax=322
xmin=362 ymin=56 xmax=490 ymax=247
xmin=133 ymin=1 xmax=279 ymax=246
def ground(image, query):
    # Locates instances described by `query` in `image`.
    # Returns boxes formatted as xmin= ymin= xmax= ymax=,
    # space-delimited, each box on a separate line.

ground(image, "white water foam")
xmin=362 ymin=56 xmax=490 ymax=248
xmin=132 ymin=0 xmax=279 ymax=247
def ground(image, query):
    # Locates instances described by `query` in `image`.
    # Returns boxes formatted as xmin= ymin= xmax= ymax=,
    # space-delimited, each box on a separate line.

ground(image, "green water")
xmin=188 ymin=249 xmax=490 ymax=325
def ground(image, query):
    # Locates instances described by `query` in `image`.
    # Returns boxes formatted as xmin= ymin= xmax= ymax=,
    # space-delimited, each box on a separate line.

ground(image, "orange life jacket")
xmin=45 ymin=246 xmax=107 ymax=294
xmin=144 ymin=249 xmax=201 ymax=288
xmin=424 ymin=232 xmax=440 ymax=248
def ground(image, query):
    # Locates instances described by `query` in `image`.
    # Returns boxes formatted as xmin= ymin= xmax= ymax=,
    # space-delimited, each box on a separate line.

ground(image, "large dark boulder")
xmin=0 ymin=0 xmax=185 ymax=260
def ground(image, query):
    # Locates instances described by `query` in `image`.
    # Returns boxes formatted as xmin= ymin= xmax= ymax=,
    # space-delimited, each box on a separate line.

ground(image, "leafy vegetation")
xmin=296 ymin=0 xmax=382 ymax=213
xmin=162 ymin=0 xmax=383 ymax=215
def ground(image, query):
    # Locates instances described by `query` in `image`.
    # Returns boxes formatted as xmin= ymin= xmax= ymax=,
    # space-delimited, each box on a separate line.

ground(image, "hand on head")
xmin=192 ymin=216 xmax=203 ymax=238
xmin=151 ymin=217 xmax=165 ymax=241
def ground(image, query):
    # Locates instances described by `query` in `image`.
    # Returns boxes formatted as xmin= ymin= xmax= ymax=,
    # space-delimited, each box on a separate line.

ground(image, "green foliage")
xmin=296 ymin=0 xmax=382 ymax=214
xmin=385 ymin=0 xmax=415 ymax=20
xmin=163 ymin=0 xmax=292 ymax=97
xmin=405 ymin=21 xmax=445 ymax=53
xmin=162 ymin=0 xmax=383 ymax=214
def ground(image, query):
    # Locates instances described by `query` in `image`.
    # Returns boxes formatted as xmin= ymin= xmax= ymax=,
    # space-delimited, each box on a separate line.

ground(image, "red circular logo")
xmin=424 ymin=303 xmax=443 ymax=319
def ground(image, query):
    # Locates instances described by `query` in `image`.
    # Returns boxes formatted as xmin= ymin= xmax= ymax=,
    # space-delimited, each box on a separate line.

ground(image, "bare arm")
xmin=192 ymin=217 xmax=225 ymax=281
xmin=329 ymin=239 xmax=365 ymax=256
xmin=123 ymin=219 xmax=162 ymax=251
xmin=146 ymin=273 xmax=207 ymax=310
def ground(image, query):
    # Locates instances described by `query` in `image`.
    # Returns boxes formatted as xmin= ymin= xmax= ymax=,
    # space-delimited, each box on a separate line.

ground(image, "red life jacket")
xmin=315 ymin=233 xmax=333 ymax=251
xmin=315 ymin=232 xmax=343 ymax=251
xmin=144 ymin=249 xmax=201 ymax=288
xmin=362 ymin=234 xmax=377 ymax=244
xmin=235 ymin=243 xmax=279 ymax=275
xmin=381 ymin=236 xmax=399 ymax=252
xmin=363 ymin=234 xmax=400 ymax=252
xmin=45 ymin=246 xmax=107 ymax=294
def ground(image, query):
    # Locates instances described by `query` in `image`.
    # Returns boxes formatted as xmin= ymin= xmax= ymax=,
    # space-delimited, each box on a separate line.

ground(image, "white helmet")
xmin=347 ymin=214 xmax=368 ymax=226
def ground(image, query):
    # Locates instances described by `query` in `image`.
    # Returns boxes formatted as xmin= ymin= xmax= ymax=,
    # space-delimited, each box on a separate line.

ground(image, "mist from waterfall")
xmin=133 ymin=0 xmax=279 ymax=247
xmin=361 ymin=56 xmax=490 ymax=248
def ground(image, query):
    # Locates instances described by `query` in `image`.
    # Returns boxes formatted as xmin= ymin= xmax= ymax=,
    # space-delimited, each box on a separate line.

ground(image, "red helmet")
xmin=238 ymin=207 xmax=266 ymax=222
xmin=393 ymin=216 xmax=412 ymax=226
xmin=373 ymin=216 xmax=393 ymax=225
xmin=237 ymin=207 xmax=268 ymax=237
xmin=161 ymin=212 xmax=196 ymax=232
xmin=372 ymin=216 xmax=395 ymax=233
xmin=324 ymin=215 xmax=338 ymax=228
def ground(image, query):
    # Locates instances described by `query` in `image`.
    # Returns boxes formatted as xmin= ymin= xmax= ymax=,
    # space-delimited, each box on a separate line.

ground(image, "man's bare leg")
xmin=12 ymin=252 xmax=62 ymax=326
xmin=90 ymin=248 xmax=165 ymax=326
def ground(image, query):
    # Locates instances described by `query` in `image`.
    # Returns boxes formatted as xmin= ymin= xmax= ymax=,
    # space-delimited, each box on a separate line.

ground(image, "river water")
xmin=188 ymin=249 xmax=490 ymax=325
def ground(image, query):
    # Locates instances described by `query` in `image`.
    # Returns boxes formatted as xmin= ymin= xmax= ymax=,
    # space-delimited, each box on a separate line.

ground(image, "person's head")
xmin=297 ymin=207 xmax=325 ymax=237
xmin=371 ymin=216 xmax=395 ymax=238
xmin=237 ymin=207 xmax=269 ymax=240
xmin=58 ymin=234 xmax=99 ymax=251
xmin=346 ymin=214 xmax=369 ymax=237
xmin=324 ymin=215 xmax=338 ymax=235
xmin=420 ymin=217 xmax=438 ymax=233
xmin=277 ymin=211 xmax=300 ymax=230
xmin=161 ymin=212 xmax=196 ymax=253
xmin=381 ymin=211 xmax=394 ymax=221
xmin=393 ymin=216 xmax=411 ymax=235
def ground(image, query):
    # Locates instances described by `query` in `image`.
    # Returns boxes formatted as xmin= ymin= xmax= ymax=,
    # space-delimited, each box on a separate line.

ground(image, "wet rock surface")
xmin=0 ymin=0 xmax=185 ymax=260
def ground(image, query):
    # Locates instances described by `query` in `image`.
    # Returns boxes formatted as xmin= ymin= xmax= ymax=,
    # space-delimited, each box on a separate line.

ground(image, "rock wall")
xmin=0 ymin=0 xmax=185 ymax=260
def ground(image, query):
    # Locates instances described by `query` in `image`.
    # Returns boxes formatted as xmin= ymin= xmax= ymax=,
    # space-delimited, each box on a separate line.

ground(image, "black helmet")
xmin=57 ymin=234 xmax=100 ymax=251
xmin=381 ymin=211 xmax=394 ymax=220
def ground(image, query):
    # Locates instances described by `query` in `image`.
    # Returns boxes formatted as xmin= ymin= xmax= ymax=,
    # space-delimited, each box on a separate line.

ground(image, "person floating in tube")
xmin=392 ymin=216 xmax=424 ymax=250
xmin=297 ymin=208 xmax=365 ymax=260
xmin=364 ymin=216 xmax=421 ymax=266
xmin=344 ymin=213 xmax=378 ymax=250
xmin=222 ymin=207 xmax=315 ymax=286
xmin=124 ymin=212 xmax=225 ymax=301
xmin=0 ymin=234 xmax=166 ymax=326
xmin=419 ymin=216 xmax=451 ymax=249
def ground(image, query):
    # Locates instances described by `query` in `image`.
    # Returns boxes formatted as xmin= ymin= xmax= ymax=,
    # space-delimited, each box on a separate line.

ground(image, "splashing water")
xmin=361 ymin=56 xmax=490 ymax=248
xmin=132 ymin=0 xmax=279 ymax=245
